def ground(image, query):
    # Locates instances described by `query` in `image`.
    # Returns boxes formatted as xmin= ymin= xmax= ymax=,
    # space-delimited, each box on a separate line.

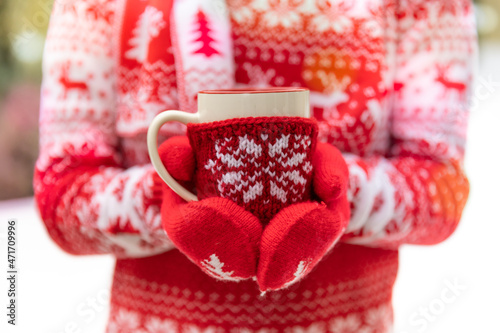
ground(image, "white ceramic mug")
xmin=147 ymin=87 xmax=310 ymax=202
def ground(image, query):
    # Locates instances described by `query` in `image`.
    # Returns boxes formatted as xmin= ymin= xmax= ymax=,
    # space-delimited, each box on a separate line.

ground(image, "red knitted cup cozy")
xmin=187 ymin=117 xmax=318 ymax=224
xmin=162 ymin=117 xmax=347 ymax=291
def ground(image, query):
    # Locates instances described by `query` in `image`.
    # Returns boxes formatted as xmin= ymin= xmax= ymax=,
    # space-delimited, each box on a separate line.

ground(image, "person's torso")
xmin=108 ymin=1 xmax=399 ymax=331
xmin=115 ymin=0 xmax=396 ymax=167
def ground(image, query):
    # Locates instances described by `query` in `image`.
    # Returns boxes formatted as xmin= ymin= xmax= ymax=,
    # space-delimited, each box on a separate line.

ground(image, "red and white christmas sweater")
xmin=34 ymin=0 xmax=475 ymax=332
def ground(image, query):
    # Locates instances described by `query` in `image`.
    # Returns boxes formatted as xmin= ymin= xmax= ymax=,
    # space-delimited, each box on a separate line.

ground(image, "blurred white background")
xmin=1 ymin=2 xmax=500 ymax=333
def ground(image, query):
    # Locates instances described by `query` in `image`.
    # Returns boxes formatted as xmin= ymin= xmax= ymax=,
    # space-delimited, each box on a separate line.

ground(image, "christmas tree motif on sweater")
xmin=125 ymin=6 xmax=166 ymax=63
xmin=328 ymin=312 xmax=364 ymax=332
xmin=191 ymin=9 xmax=221 ymax=57
xmin=200 ymin=254 xmax=239 ymax=281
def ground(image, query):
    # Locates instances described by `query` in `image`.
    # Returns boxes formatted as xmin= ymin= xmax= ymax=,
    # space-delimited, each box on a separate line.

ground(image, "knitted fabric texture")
xmin=257 ymin=141 xmax=350 ymax=292
xmin=157 ymin=135 xmax=349 ymax=292
xmin=187 ymin=117 xmax=318 ymax=223
xmin=161 ymin=184 xmax=263 ymax=282
xmin=34 ymin=0 xmax=474 ymax=331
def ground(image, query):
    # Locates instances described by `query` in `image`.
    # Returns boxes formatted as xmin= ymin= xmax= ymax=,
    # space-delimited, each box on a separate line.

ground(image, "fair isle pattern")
xmin=107 ymin=303 xmax=393 ymax=333
xmin=115 ymin=0 xmax=235 ymax=134
xmin=230 ymin=0 xmax=474 ymax=245
xmin=187 ymin=117 xmax=317 ymax=222
xmin=341 ymin=152 xmax=470 ymax=247
xmin=205 ymin=135 xmax=266 ymax=203
xmin=229 ymin=0 xmax=393 ymax=153
xmin=108 ymin=252 xmax=397 ymax=330
xmin=34 ymin=0 xmax=175 ymax=258
xmin=204 ymin=133 xmax=314 ymax=205
xmin=116 ymin=0 xmax=181 ymax=136
xmin=34 ymin=0 xmax=475 ymax=331
xmin=116 ymin=60 xmax=180 ymax=136
xmin=230 ymin=0 xmax=475 ymax=157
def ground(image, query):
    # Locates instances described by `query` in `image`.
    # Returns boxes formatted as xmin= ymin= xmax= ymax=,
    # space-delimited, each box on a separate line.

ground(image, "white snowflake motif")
xmin=311 ymin=0 xmax=353 ymax=33
xmin=141 ymin=316 xmax=177 ymax=333
xmin=205 ymin=135 xmax=264 ymax=203
xmin=228 ymin=0 xmax=256 ymax=25
xmin=329 ymin=313 xmax=364 ymax=333
xmin=242 ymin=63 xmax=276 ymax=87
xmin=204 ymin=134 xmax=312 ymax=205
xmin=201 ymin=254 xmax=242 ymax=281
xmin=364 ymin=304 xmax=392 ymax=329
xmin=267 ymin=134 xmax=310 ymax=203
xmin=262 ymin=0 xmax=303 ymax=28
xmin=205 ymin=133 xmax=312 ymax=205
xmin=107 ymin=308 xmax=141 ymax=333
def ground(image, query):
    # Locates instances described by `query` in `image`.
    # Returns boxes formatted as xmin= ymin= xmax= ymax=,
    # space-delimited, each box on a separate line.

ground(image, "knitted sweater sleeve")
xmin=33 ymin=0 xmax=174 ymax=258
xmin=340 ymin=1 xmax=476 ymax=249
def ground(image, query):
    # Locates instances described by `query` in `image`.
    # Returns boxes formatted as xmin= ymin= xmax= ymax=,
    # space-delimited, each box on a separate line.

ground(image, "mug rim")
xmin=198 ymin=87 xmax=308 ymax=94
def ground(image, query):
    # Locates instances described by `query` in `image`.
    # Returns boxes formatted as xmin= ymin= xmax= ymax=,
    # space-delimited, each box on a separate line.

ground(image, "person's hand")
xmin=257 ymin=142 xmax=350 ymax=292
xmin=157 ymin=136 xmax=262 ymax=281
xmin=312 ymin=142 xmax=351 ymax=224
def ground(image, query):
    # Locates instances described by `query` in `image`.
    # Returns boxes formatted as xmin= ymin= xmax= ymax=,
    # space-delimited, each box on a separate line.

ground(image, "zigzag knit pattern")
xmin=187 ymin=117 xmax=318 ymax=223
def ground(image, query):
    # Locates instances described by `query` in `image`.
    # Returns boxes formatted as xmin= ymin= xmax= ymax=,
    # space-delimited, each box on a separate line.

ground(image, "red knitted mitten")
xmin=257 ymin=142 xmax=350 ymax=292
xmin=158 ymin=136 xmax=263 ymax=281
xmin=157 ymin=135 xmax=196 ymax=182
xmin=313 ymin=142 xmax=351 ymax=225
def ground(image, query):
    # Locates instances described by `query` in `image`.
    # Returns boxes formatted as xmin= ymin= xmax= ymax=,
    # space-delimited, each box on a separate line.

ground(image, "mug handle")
xmin=147 ymin=110 xmax=200 ymax=202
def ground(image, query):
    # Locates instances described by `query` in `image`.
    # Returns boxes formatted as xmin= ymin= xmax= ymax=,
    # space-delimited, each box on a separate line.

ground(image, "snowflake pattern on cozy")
xmin=187 ymin=117 xmax=317 ymax=222
xmin=34 ymin=0 xmax=475 ymax=331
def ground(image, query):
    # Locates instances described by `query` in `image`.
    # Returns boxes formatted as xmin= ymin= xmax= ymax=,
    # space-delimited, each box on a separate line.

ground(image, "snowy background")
xmin=0 ymin=42 xmax=499 ymax=333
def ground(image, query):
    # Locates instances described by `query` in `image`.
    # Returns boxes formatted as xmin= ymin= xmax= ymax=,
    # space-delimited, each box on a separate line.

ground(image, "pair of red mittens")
xmin=156 ymin=136 xmax=350 ymax=292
